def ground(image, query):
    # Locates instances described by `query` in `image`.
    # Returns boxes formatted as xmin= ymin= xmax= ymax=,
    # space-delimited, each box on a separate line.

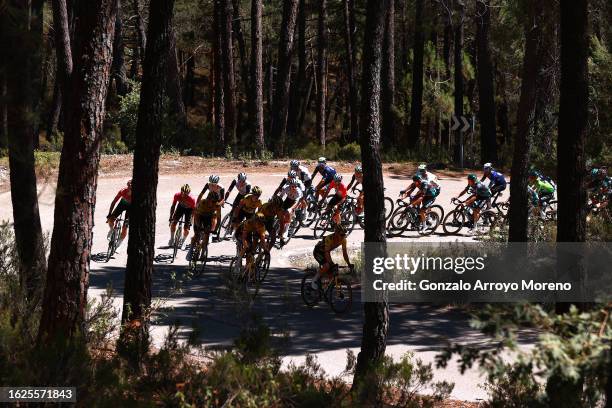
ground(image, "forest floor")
xmin=0 ymin=153 xmax=526 ymax=404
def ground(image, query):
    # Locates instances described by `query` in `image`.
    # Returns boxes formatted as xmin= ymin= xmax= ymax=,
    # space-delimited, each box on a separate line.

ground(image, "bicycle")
xmin=386 ymin=198 xmax=441 ymax=237
xmin=106 ymin=215 xmax=124 ymax=262
xmin=216 ymin=203 xmax=235 ymax=241
xmin=301 ymin=264 xmax=353 ymax=314
xmin=351 ymin=187 xmax=395 ymax=223
xmin=313 ymin=200 xmax=356 ymax=239
xmin=442 ymin=198 xmax=498 ymax=235
xmin=228 ymin=240 xmax=271 ymax=299
xmin=271 ymin=212 xmax=301 ymax=249
xmin=189 ymin=229 xmax=210 ymax=276
xmin=170 ymin=218 xmax=186 ymax=263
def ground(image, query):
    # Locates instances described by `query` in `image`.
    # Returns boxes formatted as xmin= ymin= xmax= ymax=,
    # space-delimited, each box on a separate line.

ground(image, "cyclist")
xmin=106 ymin=179 xmax=132 ymax=252
xmin=168 ymin=184 xmax=196 ymax=248
xmin=527 ymin=170 xmax=555 ymax=217
xmin=198 ymin=175 xmax=225 ymax=237
xmin=346 ymin=165 xmax=364 ymax=215
xmin=278 ymin=178 xmax=303 ymax=245
xmin=402 ymin=175 xmax=439 ymax=231
xmin=232 ymin=186 xmax=263 ymax=231
xmin=481 ymin=163 xmax=507 ymax=198
xmin=587 ymin=168 xmax=610 ymax=206
xmin=258 ymin=195 xmax=285 ymax=245
xmin=290 ymin=160 xmax=313 ymax=189
xmin=322 ymin=173 xmax=347 ymax=225
xmin=274 ymin=170 xmax=304 ymax=196
xmin=236 ymin=213 xmax=270 ymax=259
xmin=311 ymin=223 xmax=354 ymax=290
xmin=312 ymin=157 xmax=337 ymax=199
xmin=416 ymin=163 xmax=440 ymax=189
xmin=187 ymin=194 xmax=218 ymax=261
xmin=455 ymin=174 xmax=492 ymax=230
xmin=225 ymin=172 xmax=251 ymax=208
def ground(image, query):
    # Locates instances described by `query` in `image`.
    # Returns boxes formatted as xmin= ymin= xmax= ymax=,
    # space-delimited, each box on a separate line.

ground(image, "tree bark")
xmin=408 ymin=0 xmax=425 ymax=149
xmin=39 ymin=0 xmax=117 ymax=343
xmin=219 ymin=0 xmax=237 ymax=154
xmin=353 ymin=0 xmax=389 ymax=400
xmin=508 ymin=1 xmax=544 ymax=243
xmin=286 ymin=0 xmax=307 ymax=138
xmin=112 ymin=0 xmax=129 ymax=96
xmin=381 ymin=0 xmax=395 ymax=148
xmin=5 ymin=0 xmax=47 ymax=303
xmin=453 ymin=1 xmax=464 ymax=163
xmin=270 ymin=0 xmax=299 ymax=156
xmin=343 ymin=0 xmax=359 ymax=142
xmin=316 ymin=0 xmax=328 ymax=148
xmin=166 ymin=29 xmax=188 ymax=128
xmin=250 ymin=0 xmax=264 ymax=155
xmin=213 ymin=0 xmax=226 ymax=153
xmin=118 ymin=0 xmax=175 ymax=364
xmin=132 ymin=0 xmax=147 ymax=76
xmin=475 ymin=0 xmax=497 ymax=164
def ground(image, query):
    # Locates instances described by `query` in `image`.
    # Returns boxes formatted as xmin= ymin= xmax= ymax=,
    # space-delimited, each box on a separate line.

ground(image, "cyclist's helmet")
xmin=181 ymin=184 xmax=191 ymax=194
xmin=355 ymin=165 xmax=363 ymax=173
xmin=317 ymin=157 xmax=326 ymax=167
xmin=483 ymin=162 xmax=492 ymax=171
xmin=290 ymin=159 xmax=300 ymax=168
xmin=288 ymin=170 xmax=297 ymax=178
xmin=334 ymin=174 xmax=343 ymax=182
xmin=237 ymin=172 xmax=247 ymax=181
xmin=418 ymin=164 xmax=427 ymax=172
xmin=467 ymin=174 xmax=477 ymax=182
xmin=412 ymin=175 xmax=422 ymax=182
xmin=335 ymin=223 xmax=348 ymax=236
xmin=528 ymin=170 xmax=539 ymax=178
xmin=209 ymin=174 xmax=220 ymax=184
xmin=251 ymin=186 xmax=262 ymax=196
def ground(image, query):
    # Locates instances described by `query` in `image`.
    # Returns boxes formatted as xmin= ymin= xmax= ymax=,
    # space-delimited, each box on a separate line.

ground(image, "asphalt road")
xmin=0 ymin=167 xmax=525 ymax=402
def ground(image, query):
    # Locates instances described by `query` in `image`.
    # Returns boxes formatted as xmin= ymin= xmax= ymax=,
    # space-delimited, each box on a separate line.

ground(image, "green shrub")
xmin=336 ymin=142 xmax=361 ymax=161
xmin=111 ymin=80 xmax=141 ymax=149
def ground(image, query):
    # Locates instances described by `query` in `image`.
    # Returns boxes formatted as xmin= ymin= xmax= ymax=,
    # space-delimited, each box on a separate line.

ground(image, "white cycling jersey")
xmin=421 ymin=171 xmax=439 ymax=188
xmin=236 ymin=179 xmax=251 ymax=195
xmin=295 ymin=165 xmax=312 ymax=183
xmin=282 ymin=180 xmax=304 ymax=200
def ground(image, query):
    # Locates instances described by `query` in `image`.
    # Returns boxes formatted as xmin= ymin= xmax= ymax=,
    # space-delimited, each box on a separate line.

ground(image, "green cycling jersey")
xmin=532 ymin=178 xmax=555 ymax=195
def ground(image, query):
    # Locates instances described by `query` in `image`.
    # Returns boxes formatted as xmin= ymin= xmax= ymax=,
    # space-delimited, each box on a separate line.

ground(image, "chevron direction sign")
xmin=451 ymin=115 xmax=473 ymax=132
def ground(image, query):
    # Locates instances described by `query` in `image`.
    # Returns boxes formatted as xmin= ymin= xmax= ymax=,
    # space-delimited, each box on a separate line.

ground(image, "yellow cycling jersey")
xmin=240 ymin=194 xmax=262 ymax=214
xmin=195 ymin=198 xmax=218 ymax=216
xmin=321 ymin=233 xmax=347 ymax=252
xmin=259 ymin=201 xmax=281 ymax=218
xmin=242 ymin=215 xmax=266 ymax=236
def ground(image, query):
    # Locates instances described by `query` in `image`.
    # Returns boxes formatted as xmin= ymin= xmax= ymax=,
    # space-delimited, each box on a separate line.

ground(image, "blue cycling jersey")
xmin=319 ymin=165 xmax=337 ymax=182
xmin=486 ymin=170 xmax=507 ymax=186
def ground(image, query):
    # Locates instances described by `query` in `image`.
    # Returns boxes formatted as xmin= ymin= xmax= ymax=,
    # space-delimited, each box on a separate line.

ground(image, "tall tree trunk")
xmin=166 ymin=29 xmax=187 ymax=128
xmin=270 ymin=0 xmax=299 ymax=156
xmin=381 ymin=0 xmax=395 ymax=147
xmin=132 ymin=0 xmax=147 ymax=76
xmin=475 ymin=0 xmax=497 ymax=164
xmin=213 ymin=0 xmax=226 ymax=153
xmin=316 ymin=0 xmax=328 ymax=148
xmin=286 ymin=0 xmax=307 ymax=138
xmin=112 ymin=0 xmax=129 ymax=96
xmin=118 ymin=0 xmax=175 ymax=364
xmin=250 ymin=0 xmax=264 ymax=155
xmin=1 ymin=73 xmax=7 ymax=147
xmin=408 ymin=0 xmax=425 ymax=149
xmin=183 ymin=52 xmax=195 ymax=106
xmin=5 ymin=0 xmax=47 ymax=304
xmin=232 ymin=0 xmax=249 ymax=145
xmin=343 ymin=0 xmax=359 ymax=142
xmin=453 ymin=1 xmax=464 ymax=163
xmin=508 ymin=1 xmax=545 ymax=243
xmin=219 ymin=0 xmax=236 ymax=154
xmin=353 ymin=0 xmax=389 ymax=400
xmin=47 ymin=79 xmax=63 ymax=137
xmin=39 ymin=0 xmax=117 ymax=343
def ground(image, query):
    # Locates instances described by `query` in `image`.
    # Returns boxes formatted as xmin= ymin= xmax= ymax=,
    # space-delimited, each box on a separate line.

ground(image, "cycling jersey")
xmin=483 ymin=170 xmax=507 ymax=187
xmin=195 ymin=198 xmax=218 ymax=216
xmin=115 ymin=187 xmax=132 ymax=204
xmin=172 ymin=192 xmax=196 ymax=209
xmin=315 ymin=164 xmax=337 ymax=182
xmin=470 ymin=182 xmax=492 ymax=198
xmin=295 ymin=165 xmax=312 ymax=183
xmin=242 ymin=214 xmax=266 ymax=236
xmin=228 ymin=178 xmax=251 ymax=196
xmin=201 ymin=182 xmax=225 ymax=201
xmin=259 ymin=201 xmax=281 ymax=218
xmin=327 ymin=181 xmax=347 ymax=198
xmin=282 ymin=184 xmax=304 ymax=201
xmin=418 ymin=180 xmax=439 ymax=197
xmin=420 ymin=171 xmax=439 ymax=188
xmin=321 ymin=233 xmax=347 ymax=252
xmin=532 ymin=178 xmax=555 ymax=195
xmin=239 ymin=194 xmax=262 ymax=214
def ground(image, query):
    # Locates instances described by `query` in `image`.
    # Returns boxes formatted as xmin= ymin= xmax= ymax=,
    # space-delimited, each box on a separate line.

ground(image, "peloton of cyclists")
xmin=454 ymin=174 xmax=492 ymax=231
xmin=106 ymin=179 xmax=132 ymax=252
xmin=169 ymin=184 xmax=196 ymax=248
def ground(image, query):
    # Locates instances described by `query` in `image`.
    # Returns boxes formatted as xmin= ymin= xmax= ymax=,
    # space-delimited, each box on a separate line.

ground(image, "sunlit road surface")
xmin=0 ymin=168 xmax=529 ymax=402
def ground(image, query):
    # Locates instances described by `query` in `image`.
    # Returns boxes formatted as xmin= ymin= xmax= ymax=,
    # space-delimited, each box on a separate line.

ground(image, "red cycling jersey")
xmin=328 ymin=181 xmax=347 ymax=198
xmin=115 ymin=187 xmax=132 ymax=203
xmin=173 ymin=192 xmax=196 ymax=209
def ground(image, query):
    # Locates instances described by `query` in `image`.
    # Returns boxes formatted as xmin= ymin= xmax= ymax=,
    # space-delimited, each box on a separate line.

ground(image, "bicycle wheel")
xmin=328 ymin=276 xmax=353 ymax=314
xmin=429 ymin=204 xmax=445 ymax=223
xmin=303 ymin=201 xmax=319 ymax=227
xmin=442 ymin=210 xmax=465 ymax=235
xmin=172 ymin=228 xmax=182 ymax=263
xmin=228 ymin=256 xmax=242 ymax=282
xmin=384 ymin=197 xmax=394 ymax=221
xmin=313 ymin=216 xmax=330 ymax=239
xmin=418 ymin=211 xmax=440 ymax=236
xmin=189 ymin=244 xmax=201 ymax=272
xmin=219 ymin=213 xmax=233 ymax=240
xmin=341 ymin=210 xmax=356 ymax=236
xmin=106 ymin=226 xmax=120 ymax=262
xmin=194 ymin=245 xmax=208 ymax=276
xmin=301 ymin=270 xmax=322 ymax=307
xmin=389 ymin=209 xmax=411 ymax=235
xmin=255 ymin=251 xmax=271 ymax=283
xmin=288 ymin=217 xmax=302 ymax=239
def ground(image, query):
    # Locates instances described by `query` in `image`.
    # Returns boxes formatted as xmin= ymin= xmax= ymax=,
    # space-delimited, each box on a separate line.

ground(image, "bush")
xmin=336 ymin=142 xmax=361 ymax=161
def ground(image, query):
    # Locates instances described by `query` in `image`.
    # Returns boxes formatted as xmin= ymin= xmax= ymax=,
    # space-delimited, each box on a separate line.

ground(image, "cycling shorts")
xmin=111 ymin=199 xmax=130 ymax=222
xmin=172 ymin=205 xmax=193 ymax=227
xmin=327 ymin=195 xmax=342 ymax=209
xmin=313 ymin=242 xmax=327 ymax=265
xmin=490 ymin=184 xmax=506 ymax=195
xmin=195 ymin=214 xmax=213 ymax=233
